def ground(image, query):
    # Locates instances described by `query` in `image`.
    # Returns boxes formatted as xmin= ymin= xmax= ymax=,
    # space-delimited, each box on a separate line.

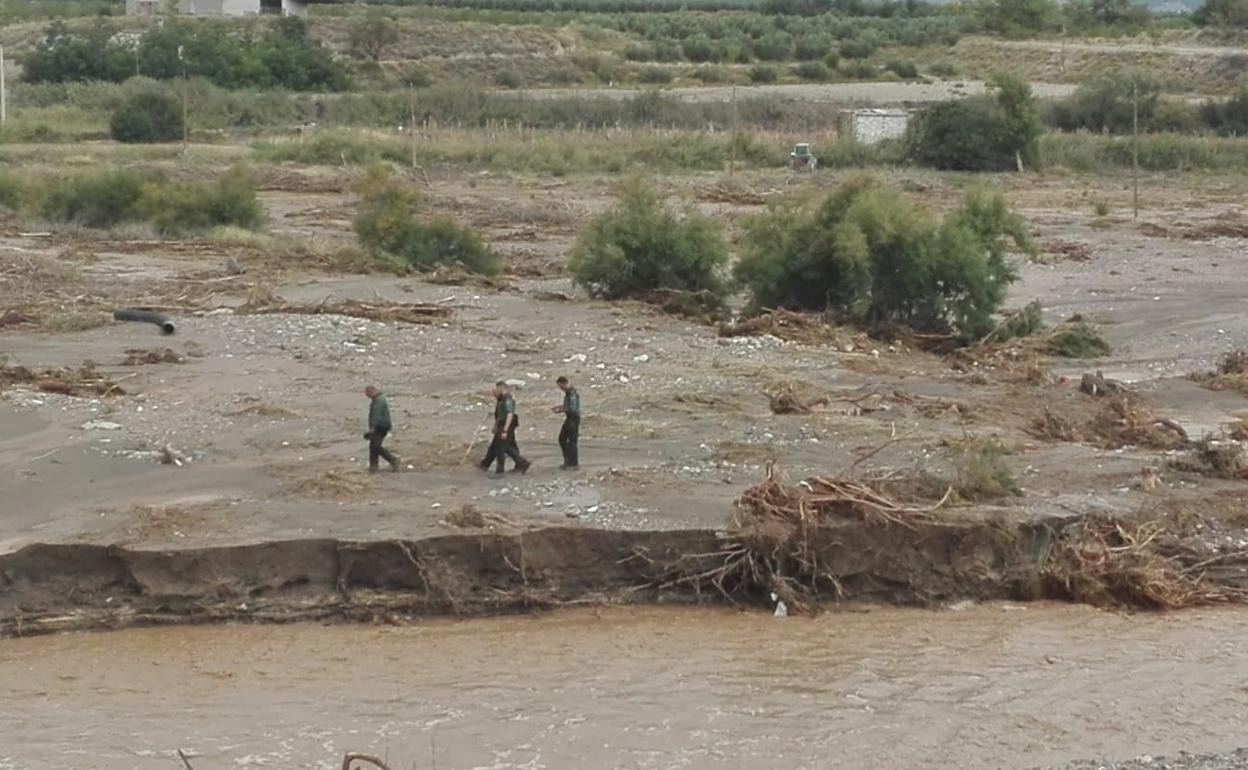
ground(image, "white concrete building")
xmin=126 ymin=0 xmax=307 ymax=17
xmin=842 ymin=108 xmax=912 ymax=145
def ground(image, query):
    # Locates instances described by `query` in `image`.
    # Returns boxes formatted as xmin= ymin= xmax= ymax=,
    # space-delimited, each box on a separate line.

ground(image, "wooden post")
xmin=0 ymin=45 xmax=7 ymax=125
xmin=410 ymin=101 xmax=417 ymax=169
xmin=730 ymin=85 xmax=738 ymax=177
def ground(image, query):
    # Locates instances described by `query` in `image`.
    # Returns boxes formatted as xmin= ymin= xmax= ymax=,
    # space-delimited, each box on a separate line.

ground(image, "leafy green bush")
xmin=401 ymin=66 xmax=434 ymax=88
xmin=568 ymin=179 xmax=728 ymax=302
xmin=794 ymin=34 xmax=833 ymax=61
xmin=494 ymin=71 xmax=524 ymax=89
xmin=823 ymin=51 xmax=841 ymax=70
xmin=140 ymin=167 xmax=263 ymax=236
xmin=734 ymin=176 xmax=1031 ymax=339
xmin=952 ymin=439 xmax=1022 ymax=500
xmin=1194 ymin=0 xmax=1248 ymax=27
xmin=1047 ymin=72 xmax=1160 ymax=134
xmin=682 ymin=35 xmax=716 ymax=63
xmin=749 ymin=65 xmax=778 ymax=83
xmin=692 ymin=65 xmax=729 ymax=83
xmin=839 ymin=38 xmax=877 ymax=59
xmin=110 ymin=91 xmax=183 ymax=144
xmin=638 ymin=66 xmax=674 ymax=84
xmin=974 ymin=0 xmax=1062 ymax=36
xmin=25 ymin=18 xmax=347 ymax=91
xmin=842 ymin=62 xmax=877 ymax=79
xmin=884 ymin=59 xmax=919 ymax=79
xmin=1201 ymin=88 xmax=1248 ymax=135
xmin=0 ymin=174 xmax=24 ymax=210
xmin=33 ymin=170 xmax=146 ymax=228
xmin=908 ymin=74 xmax=1043 ymax=172
xmin=753 ymin=31 xmax=794 ymax=62
xmin=929 ymin=61 xmax=958 ymax=77
xmin=354 ymin=167 xmax=500 ymax=274
xmin=793 ymin=61 xmax=831 ymax=81
xmin=348 ymin=13 xmax=400 ymax=62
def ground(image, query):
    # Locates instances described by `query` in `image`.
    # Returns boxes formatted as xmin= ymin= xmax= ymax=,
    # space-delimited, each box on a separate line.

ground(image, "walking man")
xmin=364 ymin=385 xmax=400 ymax=473
xmin=553 ymin=376 xmax=580 ymax=470
xmin=480 ymin=381 xmax=530 ymax=475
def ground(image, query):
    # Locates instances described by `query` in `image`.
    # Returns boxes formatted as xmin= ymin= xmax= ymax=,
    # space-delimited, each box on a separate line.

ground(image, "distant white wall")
xmin=848 ymin=110 xmax=910 ymax=145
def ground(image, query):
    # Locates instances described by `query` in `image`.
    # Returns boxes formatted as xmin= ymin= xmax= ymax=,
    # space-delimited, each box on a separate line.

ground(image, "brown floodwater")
xmin=1 ymin=603 xmax=1246 ymax=770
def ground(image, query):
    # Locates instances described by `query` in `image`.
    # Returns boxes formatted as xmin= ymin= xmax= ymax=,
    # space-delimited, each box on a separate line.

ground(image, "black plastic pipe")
xmin=113 ymin=308 xmax=175 ymax=335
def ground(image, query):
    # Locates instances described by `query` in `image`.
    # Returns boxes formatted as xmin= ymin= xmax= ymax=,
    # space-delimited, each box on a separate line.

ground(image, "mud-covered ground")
xmin=1 ymin=166 xmax=1247 ymax=553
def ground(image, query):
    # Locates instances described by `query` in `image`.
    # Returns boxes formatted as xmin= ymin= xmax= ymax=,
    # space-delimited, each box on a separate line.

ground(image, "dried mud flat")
xmin=3 ymin=166 xmax=1248 ymax=633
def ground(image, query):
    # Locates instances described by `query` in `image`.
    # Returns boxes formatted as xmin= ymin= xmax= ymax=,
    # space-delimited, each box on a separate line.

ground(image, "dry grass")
xmin=121 ymin=347 xmax=184 ymax=366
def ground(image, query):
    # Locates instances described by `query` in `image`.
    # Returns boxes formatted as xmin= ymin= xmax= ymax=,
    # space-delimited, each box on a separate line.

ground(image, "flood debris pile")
xmin=0 ymin=362 xmax=128 ymax=397
xmin=239 ymin=286 xmax=452 ymax=325
xmin=1043 ymin=517 xmax=1248 ymax=609
xmin=1170 ymin=435 xmax=1248 ymax=479
xmin=669 ymin=464 xmax=963 ymax=614
xmin=1029 ymin=392 xmax=1189 ymax=451
xmin=1191 ymin=349 xmax=1248 ymax=395
xmin=121 ymin=348 xmax=184 ymax=366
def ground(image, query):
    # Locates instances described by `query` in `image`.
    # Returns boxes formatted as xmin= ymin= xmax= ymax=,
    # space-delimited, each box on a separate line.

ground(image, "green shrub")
xmin=693 ymin=65 xmax=728 ymax=83
xmin=494 ymin=71 xmax=524 ymax=89
xmin=839 ymin=38 xmax=877 ymax=60
xmin=638 ymin=66 xmax=674 ymax=84
xmin=793 ymin=61 xmax=831 ymax=81
xmin=794 ymin=34 xmax=833 ymax=61
xmin=908 ymin=74 xmax=1043 ymax=172
xmin=568 ymin=179 xmax=728 ymax=303
xmin=1047 ymin=72 xmax=1160 ymax=134
xmin=1194 ymin=0 xmax=1248 ymax=27
xmin=1200 ymin=88 xmax=1248 ymax=136
xmin=842 ymin=62 xmax=877 ymax=79
xmin=348 ymin=13 xmax=400 ymax=62
xmin=734 ymin=176 xmax=1031 ymax=340
xmin=354 ymin=167 xmax=500 ymax=274
xmin=884 ymin=59 xmax=919 ymax=79
xmin=140 ymin=167 xmax=263 ymax=236
xmin=401 ymin=67 xmax=434 ymax=89
xmin=33 ymin=170 xmax=147 ymax=228
xmin=749 ymin=65 xmax=778 ymax=84
xmin=624 ymin=43 xmax=656 ymax=62
xmin=110 ymin=91 xmax=183 ymax=144
xmin=0 ymin=174 xmax=23 ymax=210
xmin=753 ymin=31 xmax=794 ymax=62
xmin=952 ymin=439 xmax=1022 ymax=500
xmin=823 ymin=51 xmax=841 ymax=70
xmin=974 ymin=0 xmax=1062 ymax=37
xmin=682 ymin=35 xmax=716 ymax=63
xmin=929 ymin=61 xmax=958 ymax=77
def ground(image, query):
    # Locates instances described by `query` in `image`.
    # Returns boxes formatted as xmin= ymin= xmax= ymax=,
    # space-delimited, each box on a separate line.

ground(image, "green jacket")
xmin=494 ymin=393 xmax=516 ymax=431
xmin=563 ymin=387 xmax=581 ymax=419
xmin=369 ymin=393 xmax=392 ymax=433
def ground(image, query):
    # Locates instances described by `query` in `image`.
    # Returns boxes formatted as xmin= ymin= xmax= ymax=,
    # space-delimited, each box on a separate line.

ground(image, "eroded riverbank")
xmin=3 ymin=604 xmax=1246 ymax=770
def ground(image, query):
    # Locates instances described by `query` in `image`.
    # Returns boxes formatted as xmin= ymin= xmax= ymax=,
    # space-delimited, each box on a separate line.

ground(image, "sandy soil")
xmin=1 ymin=167 xmax=1247 ymax=553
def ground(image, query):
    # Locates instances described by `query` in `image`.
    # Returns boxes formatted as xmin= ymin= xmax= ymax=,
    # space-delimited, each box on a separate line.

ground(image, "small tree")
xmin=1048 ymin=72 xmax=1161 ymax=134
xmin=734 ymin=176 xmax=1031 ymax=340
xmin=110 ymin=91 xmax=184 ymax=144
xmin=1194 ymin=0 xmax=1248 ymax=27
xmin=1201 ymin=88 xmax=1248 ymax=135
xmin=354 ymin=167 xmax=499 ymax=274
xmin=907 ymin=74 xmax=1042 ymax=172
xmin=348 ymin=13 xmax=399 ymax=62
xmin=568 ymin=180 xmax=728 ymax=303
xmin=974 ymin=0 xmax=1062 ymax=36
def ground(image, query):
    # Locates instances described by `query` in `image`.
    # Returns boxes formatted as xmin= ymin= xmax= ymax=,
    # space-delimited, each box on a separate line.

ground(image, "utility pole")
xmin=1132 ymin=79 xmax=1139 ymax=220
xmin=179 ymin=45 xmax=189 ymax=151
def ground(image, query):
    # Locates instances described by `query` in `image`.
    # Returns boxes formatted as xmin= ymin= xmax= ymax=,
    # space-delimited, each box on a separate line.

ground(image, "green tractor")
xmin=789 ymin=142 xmax=817 ymax=171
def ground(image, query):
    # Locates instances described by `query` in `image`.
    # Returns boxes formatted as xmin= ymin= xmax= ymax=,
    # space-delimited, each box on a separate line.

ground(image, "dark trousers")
xmin=369 ymin=429 xmax=397 ymax=469
xmin=480 ymin=429 xmax=527 ymax=473
xmin=558 ymin=416 xmax=580 ymax=468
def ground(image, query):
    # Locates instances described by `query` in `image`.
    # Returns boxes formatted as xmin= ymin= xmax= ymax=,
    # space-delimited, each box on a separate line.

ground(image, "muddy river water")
xmin=2 ymin=603 xmax=1246 ymax=770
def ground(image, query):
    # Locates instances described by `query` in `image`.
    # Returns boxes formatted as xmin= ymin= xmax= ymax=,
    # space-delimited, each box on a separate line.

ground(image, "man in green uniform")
xmin=479 ymin=381 xmax=530 ymax=475
xmin=364 ymin=385 xmax=399 ymax=473
xmin=553 ymin=376 xmax=580 ymax=470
